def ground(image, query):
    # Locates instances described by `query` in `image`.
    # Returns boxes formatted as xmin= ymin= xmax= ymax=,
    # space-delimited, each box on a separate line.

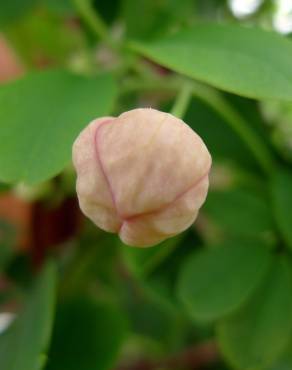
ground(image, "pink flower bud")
xmin=73 ymin=108 xmax=211 ymax=247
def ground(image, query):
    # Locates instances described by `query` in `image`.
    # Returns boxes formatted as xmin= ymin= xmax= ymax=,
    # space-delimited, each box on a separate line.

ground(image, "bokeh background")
xmin=1 ymin=1 xmax=292 ymax=370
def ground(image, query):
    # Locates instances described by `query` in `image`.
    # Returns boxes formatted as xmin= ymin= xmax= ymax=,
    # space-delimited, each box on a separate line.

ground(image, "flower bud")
xmin=73 ymin=108 xmax=211 ymax=247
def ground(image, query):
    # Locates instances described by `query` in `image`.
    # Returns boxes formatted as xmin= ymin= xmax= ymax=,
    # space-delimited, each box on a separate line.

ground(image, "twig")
xmin=171 ymin=82 xmax=193 ymax=119
xmin=72 ymin=0 xmax=114 ymax=48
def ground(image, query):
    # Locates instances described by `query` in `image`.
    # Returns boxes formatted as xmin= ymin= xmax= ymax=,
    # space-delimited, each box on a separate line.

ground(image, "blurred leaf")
xmin=217 ymin=255 xmax=292 ymax=370
xmin=142 ymin=231 xmax=202 ymax=304
xmin=0 ymin=220 xmax=16 ymax=271
xmin=268 ymin=341 xmax=292 ymax=370
xmin=0 ymin=243 xmax=13 ymax=271
xmin=46 ymin=296 xmax=128 ymax=370
xmin=177 ymin=240 xmax=272 ymax=322
xmin=0 ymin=0 xmax=38 ymax=27
xmin=271 ymin=169 xmax=292 ymax=250
xmin=5 ymin=254 xmax=35 ymax=288
xmin=203 ymin=189 xmax=274 ymax=237
xmin=195 ymin=0 xmax=227 ymax=18
xmin=0 ymin=261 xmax=57 ymax=370
xmin=41 ymin=0 xmax=76 ymax=15
xmin=122 ymin=0 xmax=194 ymax=39
xmin=131 ymin=24 xmax=292 ymax=100
xmin=6 ymin=11 xmax=86 ymax=66
xmin=0 ymin=70 xmax=117 ymax=184
xmin=62 ymin=233 xmax=120 ymax=294
xmin=123 ymin=282 xmax=184 ymax=350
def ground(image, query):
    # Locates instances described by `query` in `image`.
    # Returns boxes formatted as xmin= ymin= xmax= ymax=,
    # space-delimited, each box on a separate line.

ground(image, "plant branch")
xmin=190 ymin=81 xmax=276 ymax=176
xmin=170 ymin=82 xmax=193 ymax=119
xmin=72 ymin=0 xmax=112 ymax=46
xmin=121 ymin=77 xmax=178 ymax=95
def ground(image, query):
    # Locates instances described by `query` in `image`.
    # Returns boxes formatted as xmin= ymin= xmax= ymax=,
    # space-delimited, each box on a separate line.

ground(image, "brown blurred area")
xmin=0 ymin=35 xmax=24 ymax=81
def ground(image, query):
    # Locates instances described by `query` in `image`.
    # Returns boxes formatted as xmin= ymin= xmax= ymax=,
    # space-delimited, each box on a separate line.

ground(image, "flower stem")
xmin=190 ymin=82 xmax=276 ymax=175
xmin=72 ymin=0 xmax=112 ymax=46
xmin=170 ymin=82 xmax=193 ymax=119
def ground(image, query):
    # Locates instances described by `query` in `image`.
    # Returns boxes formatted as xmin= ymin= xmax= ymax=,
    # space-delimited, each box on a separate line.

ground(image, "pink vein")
xmin=94 ymin=119 xmax=122 ymax=227
xmin=122 ymin=166 xmax=211 ymax=223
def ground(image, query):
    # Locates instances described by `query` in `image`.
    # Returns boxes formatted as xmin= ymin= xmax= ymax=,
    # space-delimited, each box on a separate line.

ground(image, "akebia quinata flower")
xmin=73 ymin=108 xmax=212 ymax=247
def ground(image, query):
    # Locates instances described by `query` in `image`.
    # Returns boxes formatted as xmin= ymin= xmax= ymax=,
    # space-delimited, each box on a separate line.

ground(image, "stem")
xmin=72 ymin=0 xmax=111 ymax=45
xmin=190 ymin=82 xmax=276 ymax=175
xmin=170 ymin=82 xmax=193 ymax=119
xmin=142 ymin=235 xmax=184 ymax=277
xmin=59 ymin=243 xmax=96 ymax=296
xmin=121 ymin=77 xmax=178 ymax=95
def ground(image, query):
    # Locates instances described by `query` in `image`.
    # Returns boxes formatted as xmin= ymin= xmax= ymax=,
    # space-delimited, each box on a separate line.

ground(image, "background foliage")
xmin=1 ymin=0 xmax=292 ymax=369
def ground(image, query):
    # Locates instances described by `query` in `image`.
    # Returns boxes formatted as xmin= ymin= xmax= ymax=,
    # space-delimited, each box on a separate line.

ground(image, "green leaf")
xmin=122 ymin=0 xmax=194 ymax=39
xmin=42 ymin=0 xmax=76 ymax=15
xmin=0 ymin=70 xmax=117 ymax=184
xmin=0 ymin=261 xmax=57 ymax=370
xmin=268 ymin=348 xmax=292 ymax=370
xmin=46 ymin=296 xmax=128 ymax=370
xmin=123 ymin=282 xmax=184 ymax=350
xmin=217 ymin=255 xmax=292 ymax=370
xmin=271 ymin=169 xmax=292 ymax=250
xmin=177 ymin=240 xmax=272 ymax=322
xmin=6 ymin=11 xmax=86 ymax=66
xmin=0 ymin=0 xmax=38 ymax=26
xmin=131 ymin=24 xmax=292 ymax=100
xmin=203 ymin=189 xmax=274 ymax=237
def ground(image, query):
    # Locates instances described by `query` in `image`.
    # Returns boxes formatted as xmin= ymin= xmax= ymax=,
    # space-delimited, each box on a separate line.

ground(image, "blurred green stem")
xmin=142 ymin=236 xmax=185 ymax=278
xmin=121 ymin=77 xmax=177 ymax=94
xmin=191 ymin=82 xmax=276 ymax=175
xmin=170 ymin=82 xmax=193 ymax=119
xmin=72 ymin=0 xmax=114 ymax=48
